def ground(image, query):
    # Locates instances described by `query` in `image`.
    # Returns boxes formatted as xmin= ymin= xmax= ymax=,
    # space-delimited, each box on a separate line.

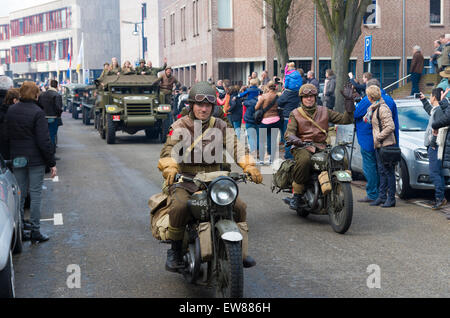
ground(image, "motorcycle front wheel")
xmin=329 ymin=181 xmax=353 ymax=234
xmin=215 ymin=239 xmax=243 ymax=298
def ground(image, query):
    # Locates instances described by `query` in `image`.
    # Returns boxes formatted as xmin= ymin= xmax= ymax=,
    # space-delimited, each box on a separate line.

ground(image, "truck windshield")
xmin=110 ymin=86 xmax=157 ymax=95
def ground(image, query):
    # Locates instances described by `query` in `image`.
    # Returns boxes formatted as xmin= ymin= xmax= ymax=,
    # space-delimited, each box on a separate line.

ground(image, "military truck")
xmin=61 ymin=83 xmax=91 ymax=118
xmin=13 ymin=77 xmax=27 ymax=88
xmin=80 ymin=86 xmax=97 ymax=125
xmin=94 ymin=74 xmax=171 ymax=144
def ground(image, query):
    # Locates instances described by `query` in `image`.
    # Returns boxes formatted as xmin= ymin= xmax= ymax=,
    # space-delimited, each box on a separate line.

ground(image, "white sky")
xmin=0 ymin=0 xmax=54 ymax=16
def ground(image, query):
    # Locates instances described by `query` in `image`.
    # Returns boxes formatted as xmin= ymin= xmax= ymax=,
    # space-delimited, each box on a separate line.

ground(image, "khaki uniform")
xmin=285 ymin=104 xmax=353 ymax=192
xmin=107 ymin=66 xmax=122 ymax=76
xmin=121 ymin=67 xmax=135 ymax=75
xmin=159 ymin=113 xmax=249 ymax=240
xmin=135 ymin=65 xmax=149 ymax=74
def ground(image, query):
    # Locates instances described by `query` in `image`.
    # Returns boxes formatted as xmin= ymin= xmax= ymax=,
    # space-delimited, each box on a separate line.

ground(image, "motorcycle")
xmin=173 ymin=171 xmax=251 ymax=298
xmin=281 ymin=141 xmax=354 ymax=234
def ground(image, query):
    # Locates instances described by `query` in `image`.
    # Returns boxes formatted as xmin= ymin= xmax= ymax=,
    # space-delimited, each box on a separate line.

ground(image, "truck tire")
xmin=106 ymin=114 xmax=116 ymax=144
xmin=158 ymin=118 xmax=170 ymax=144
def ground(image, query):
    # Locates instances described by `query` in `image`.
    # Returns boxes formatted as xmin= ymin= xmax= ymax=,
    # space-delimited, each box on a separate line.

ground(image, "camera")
xmin=414 ymin=93 xmax=421 ymax=99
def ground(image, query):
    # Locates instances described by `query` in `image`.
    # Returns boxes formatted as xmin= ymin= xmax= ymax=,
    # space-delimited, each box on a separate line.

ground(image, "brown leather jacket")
xmin=255 ymin=91 xmax=279 ymax=119
xmin=285 ymin=104 xmax=354 ymax=152
xmin=160 ymin=113 xmax=248 ymax=174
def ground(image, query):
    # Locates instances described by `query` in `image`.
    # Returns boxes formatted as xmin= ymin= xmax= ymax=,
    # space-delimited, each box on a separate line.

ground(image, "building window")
xmin=364 ymin=59 xmax=400 ymax=90
xmin=262 ymin=0 xmax=266 ymax=28
xmin=430 ymin=0 xmax=443 ymax=24
xmin=163 ymin=18 xmax=166 ymax=48
xmin=170 ymin=13 xmax=175 ymax=45
xmin=181 ymin=6 xmax=186 ymax=41
xmin=218 ymin=0 xmax=233 ymax=29
xmin=363 ymin=0 xmax=379 ymax=26
xmin=192 ymin=0 xmax=199 ymax=36
xmin=207 ymin=0 xmax=212 ymax=31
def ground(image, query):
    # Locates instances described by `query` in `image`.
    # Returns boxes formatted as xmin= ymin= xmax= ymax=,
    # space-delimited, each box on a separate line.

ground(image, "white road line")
xmin=44 ymin=176 xmax=59 ymax=182
xmin=40 ymin=213 xmax=64 ymax=225
xmin=53 ymin=213 xmax=63 ymax=225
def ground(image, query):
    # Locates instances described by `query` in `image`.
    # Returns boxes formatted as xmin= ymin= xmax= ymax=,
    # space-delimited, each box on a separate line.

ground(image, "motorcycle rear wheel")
xmin=329 ymin=181 xmax=353 ymax=234
xmin=215 ymin=239 xmax=243 ymax=298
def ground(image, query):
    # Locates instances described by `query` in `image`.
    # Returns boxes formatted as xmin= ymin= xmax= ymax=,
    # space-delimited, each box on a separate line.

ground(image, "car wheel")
xmin=396 ymin=159 xmax=413 ymax=199
xmin=12 ymin=218 xmax=23 ymax=255
xmin=0 ymin=251 xmax=15 ymax=298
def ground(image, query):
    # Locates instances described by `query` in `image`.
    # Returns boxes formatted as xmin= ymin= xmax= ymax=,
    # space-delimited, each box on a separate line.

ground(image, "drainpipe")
xmin=314 ymin=3 xmax=318 ymax=74
xmin=402 ymin=0 xmax=406 ymax=86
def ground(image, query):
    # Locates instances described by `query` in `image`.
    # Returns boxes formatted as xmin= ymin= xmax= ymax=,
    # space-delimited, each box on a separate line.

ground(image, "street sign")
xmin=364 ymin=35 xmax=372 ymax=63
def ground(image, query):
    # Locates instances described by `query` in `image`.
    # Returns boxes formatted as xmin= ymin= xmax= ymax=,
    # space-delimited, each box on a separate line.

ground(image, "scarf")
xmin=363 ymin=100 xmax=384 ymax=125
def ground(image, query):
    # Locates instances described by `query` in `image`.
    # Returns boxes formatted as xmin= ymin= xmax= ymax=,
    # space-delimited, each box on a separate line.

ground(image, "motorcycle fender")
xmin=215 ymin=220 xmax=243 ymax=242
xmin=332 ymin=170 xmax=352 ymax=182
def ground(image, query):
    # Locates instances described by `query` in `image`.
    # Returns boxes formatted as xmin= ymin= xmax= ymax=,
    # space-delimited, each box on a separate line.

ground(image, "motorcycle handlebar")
xmin=174 ymin=173 xmax=248 ymax=184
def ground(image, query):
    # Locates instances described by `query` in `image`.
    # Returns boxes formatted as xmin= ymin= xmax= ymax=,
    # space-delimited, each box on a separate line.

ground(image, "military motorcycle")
xmin=280 ymin=141 xmax=354 ymax=234
xmin=173 ymin=171 xmax=250 ymax=298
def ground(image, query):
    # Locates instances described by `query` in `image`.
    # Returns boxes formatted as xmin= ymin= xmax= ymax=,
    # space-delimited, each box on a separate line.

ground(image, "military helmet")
xmin=299 ymin=83 xmax=319 ymax=97
xmin=139 ymin=59 xmax=146 ymax=64
xmin=188 ymin=81 xmax=217 ymax=104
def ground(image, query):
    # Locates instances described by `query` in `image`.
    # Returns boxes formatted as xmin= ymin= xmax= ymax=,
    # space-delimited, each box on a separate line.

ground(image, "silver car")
xmin=0 ymin=156 xmax=25 ymax=298
xmin=336 ymin=98 xmax=450 ymax=199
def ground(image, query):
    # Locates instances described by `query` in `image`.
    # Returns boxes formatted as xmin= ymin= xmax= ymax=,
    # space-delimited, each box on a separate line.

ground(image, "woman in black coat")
xmin=6 ymin=81 xmax=57 ymax=243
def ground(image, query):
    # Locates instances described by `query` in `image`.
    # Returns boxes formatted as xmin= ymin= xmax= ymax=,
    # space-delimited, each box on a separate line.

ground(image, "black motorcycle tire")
xmin=216 ymin=239 xmax=243 ymax=298
xmin=329 ymin=181 xmax=353 ymax=234
xmin=296 ymin=206 xmax=310 ymax=218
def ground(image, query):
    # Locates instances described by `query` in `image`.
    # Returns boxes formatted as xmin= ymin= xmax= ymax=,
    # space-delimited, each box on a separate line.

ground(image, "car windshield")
xmin=397 ymin=106 xmax=429 ymax=131
xmin=110 ymin=86 xmax=157 ymax=95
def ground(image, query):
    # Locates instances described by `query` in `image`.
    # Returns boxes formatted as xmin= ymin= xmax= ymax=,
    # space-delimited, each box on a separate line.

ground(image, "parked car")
xmin=336 ymin=98 xmax=450 ymax=199
xmin=0 ymin=156 xmax=26 ymax=298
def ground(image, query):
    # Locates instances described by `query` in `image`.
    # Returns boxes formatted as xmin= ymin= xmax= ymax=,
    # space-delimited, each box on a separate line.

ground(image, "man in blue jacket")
xmin=353 ymin=79 xmax=399 ymax=203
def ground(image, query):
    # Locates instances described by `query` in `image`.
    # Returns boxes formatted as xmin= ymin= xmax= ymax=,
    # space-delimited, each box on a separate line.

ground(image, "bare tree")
xmin=314 ymin=0 xmax=372 ymax=112
xmin=252 ymin=0 xmax=309 ymax=76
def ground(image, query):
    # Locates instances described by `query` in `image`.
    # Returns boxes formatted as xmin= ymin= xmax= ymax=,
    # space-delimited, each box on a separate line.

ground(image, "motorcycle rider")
xmin=158 ymin=81 xmax=263 ymax=272
xmin=285 ymin=83 xmax=355 ymax=209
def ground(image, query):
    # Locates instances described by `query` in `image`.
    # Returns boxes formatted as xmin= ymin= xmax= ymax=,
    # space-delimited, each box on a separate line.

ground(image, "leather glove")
xmin=163 ymin=167 xmax=178 ymax=186
xmin=158 ymin=157 xmax=180 ymax=187
xmin=286 ymin=135 xmax=304 ymax=147
xmin=341 ymin=82 xmax=356 ymax=113
xmin=244 ymin=166 xmax=263 ymax=184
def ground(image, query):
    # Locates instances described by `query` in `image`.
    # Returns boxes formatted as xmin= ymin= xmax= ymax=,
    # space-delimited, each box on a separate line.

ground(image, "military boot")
xmin=289 ymin=194 xmax=304 ymax=210
xmin=165 ymin=240 xmax=184 ymax=273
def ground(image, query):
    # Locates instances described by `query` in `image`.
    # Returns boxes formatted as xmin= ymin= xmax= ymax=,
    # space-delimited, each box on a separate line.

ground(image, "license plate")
xmin=113 ymin=115 xmax=121 ymax=121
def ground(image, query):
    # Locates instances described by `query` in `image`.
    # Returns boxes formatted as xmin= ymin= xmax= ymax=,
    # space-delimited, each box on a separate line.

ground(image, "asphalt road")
xmin=13 ymin=112 xmax=450 ymax=298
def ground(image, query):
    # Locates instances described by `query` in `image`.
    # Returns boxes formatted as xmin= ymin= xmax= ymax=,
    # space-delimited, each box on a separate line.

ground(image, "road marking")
xmin=41 ymin=213 xmax=64 ymax=225
xmin=44 ymin=176 xmax=59 ymax=182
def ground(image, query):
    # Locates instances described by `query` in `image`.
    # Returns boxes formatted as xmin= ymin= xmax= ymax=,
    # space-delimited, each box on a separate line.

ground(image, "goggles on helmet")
xmin=194 ymin=94 xmax=216 ymax=104
xmin=302 ymin=88 xmax=318 ymax=96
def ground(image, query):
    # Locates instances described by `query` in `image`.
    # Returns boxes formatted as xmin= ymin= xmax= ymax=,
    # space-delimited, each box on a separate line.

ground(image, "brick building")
xmin=0 ymin=0 xmax=121 ymax=83
xmin=160 ymin=0 xmax=449 ymax=89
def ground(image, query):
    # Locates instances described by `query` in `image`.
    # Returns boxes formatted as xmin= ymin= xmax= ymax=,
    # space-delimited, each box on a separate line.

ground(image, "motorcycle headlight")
xmin=331 ymin=146 xmax=346 ymax=162
xmin=208 ymin=177 xmax=238 ymax=207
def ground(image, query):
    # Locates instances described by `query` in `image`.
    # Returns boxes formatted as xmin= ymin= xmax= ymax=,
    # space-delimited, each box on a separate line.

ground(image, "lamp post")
xmin=122 ymin=3 xmax=145 ymax=62
xmin=122 ymin=18 xmax=145 ymax=62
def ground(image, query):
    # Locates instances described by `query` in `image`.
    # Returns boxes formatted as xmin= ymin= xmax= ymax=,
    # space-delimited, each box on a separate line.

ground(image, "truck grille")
xmin=126 ymin=104 xmax=152 ymax=116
